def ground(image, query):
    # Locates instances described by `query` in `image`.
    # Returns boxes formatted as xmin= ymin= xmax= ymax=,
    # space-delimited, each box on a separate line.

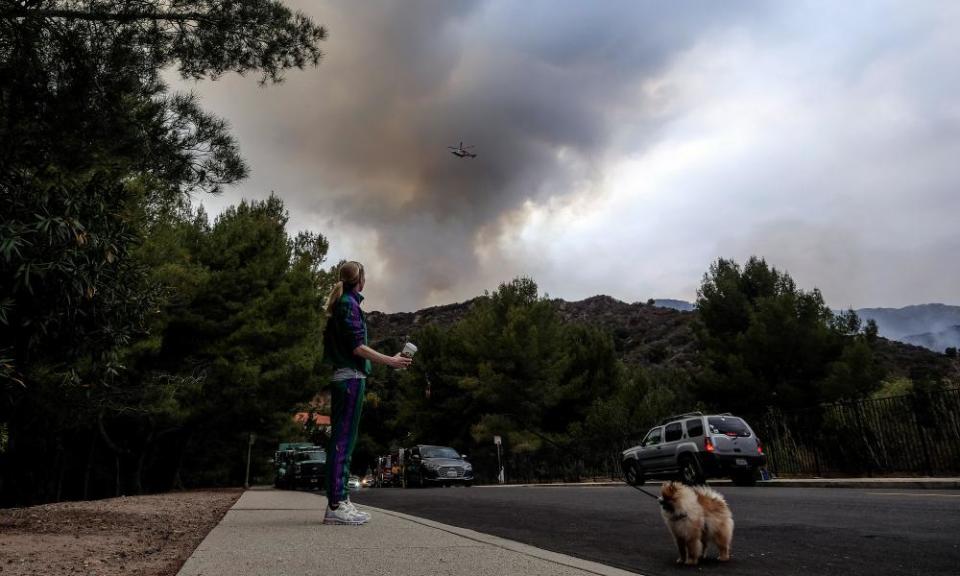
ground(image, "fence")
xmin=755 ymin=388 xmax=960 ymax=477
xmin=466 ymin=389 xmax=960 ymax=484
xmin=466 ymin=444 xmax=625 ymax=485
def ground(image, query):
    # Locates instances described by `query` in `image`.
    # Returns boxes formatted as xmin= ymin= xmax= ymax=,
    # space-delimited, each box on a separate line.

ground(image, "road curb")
xmin=752 ymin=479 xmax=960 ymax=489
xmin=473 ymin=478 xmax=960 ymax=490
xmin=361 ymin=504 xmax=644 ymax=576
xmin=475 ymin=482 xmax=624 ymax=488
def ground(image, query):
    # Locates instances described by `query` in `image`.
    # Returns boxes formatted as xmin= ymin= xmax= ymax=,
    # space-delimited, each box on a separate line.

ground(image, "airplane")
xmin=448 ymin=142 xmax=477 ymax=158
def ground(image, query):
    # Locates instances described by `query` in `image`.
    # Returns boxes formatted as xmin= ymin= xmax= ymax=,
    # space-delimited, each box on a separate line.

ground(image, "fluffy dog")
xmin=658 ymin=481 xmax=734 ymax=565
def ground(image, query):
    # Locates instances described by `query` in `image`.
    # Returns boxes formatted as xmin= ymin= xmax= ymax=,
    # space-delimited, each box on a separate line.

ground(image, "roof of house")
xmin=294 ymin=412 xmax=331 ymax=426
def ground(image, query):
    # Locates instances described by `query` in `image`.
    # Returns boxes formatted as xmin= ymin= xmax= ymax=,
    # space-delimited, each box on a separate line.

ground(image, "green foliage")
xmin=871 ymin=377 xmax=914 ymax=399
xmin=0 ymin=174 xmax=150 ymax=390
xmin=0 ymin=0 xmax=327 ymax=504
xmin=694 ymin=257 xmax=885 ymax=416
xmin=128 ymin=196 xmax=330 ymax=486
xmin=354 ymin=278 xmax=628 ymax=480
xmin=864 ymin=318 xmax=880 ymax=345
xmin=0 ymin=0 xmax=326 ymax=393
xmin=583 ymin=365 xmax=694 ymax=451
xmin=0 ymin=0 xmax=325 ymax=85
xmin=821 ymin=338 xmax=886 ymax=400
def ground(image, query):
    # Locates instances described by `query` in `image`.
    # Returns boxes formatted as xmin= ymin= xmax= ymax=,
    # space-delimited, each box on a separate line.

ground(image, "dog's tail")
xmin=693 ymin=485 xmax=727 ymax=504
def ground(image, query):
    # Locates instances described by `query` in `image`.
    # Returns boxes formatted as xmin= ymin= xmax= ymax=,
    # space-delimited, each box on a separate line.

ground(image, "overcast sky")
xmin=179 ymin=0 xmax=960 ymax=312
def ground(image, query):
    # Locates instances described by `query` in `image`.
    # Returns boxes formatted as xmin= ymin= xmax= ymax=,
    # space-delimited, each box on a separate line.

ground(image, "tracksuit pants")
xmin=326 ymin=376 xmax=365 ymax=507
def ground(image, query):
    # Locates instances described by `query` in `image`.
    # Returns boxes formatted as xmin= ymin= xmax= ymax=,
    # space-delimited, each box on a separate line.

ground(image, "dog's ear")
xmin=660 ymin=481 xmax=677 ymax=499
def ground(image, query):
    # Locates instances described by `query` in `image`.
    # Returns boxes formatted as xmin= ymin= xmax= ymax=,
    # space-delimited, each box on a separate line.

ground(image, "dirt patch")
xmin=0 ymin=489 xmax=242 ymax=576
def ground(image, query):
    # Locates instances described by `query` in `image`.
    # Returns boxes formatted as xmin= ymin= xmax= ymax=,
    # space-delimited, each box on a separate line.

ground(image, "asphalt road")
xmin=351 ymin=484 xmax=960 ymax=576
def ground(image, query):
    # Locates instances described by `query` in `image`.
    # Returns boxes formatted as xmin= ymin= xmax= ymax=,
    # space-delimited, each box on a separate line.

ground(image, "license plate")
xmin=446 ymin=470 xmax=458 ymax=477
xmin=735 ymin=458 xmax=747 ymax=466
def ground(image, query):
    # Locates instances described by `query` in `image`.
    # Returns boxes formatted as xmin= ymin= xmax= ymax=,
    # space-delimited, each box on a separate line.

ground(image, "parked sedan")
xmin=404 ymin=444 xmax=474 ymax=487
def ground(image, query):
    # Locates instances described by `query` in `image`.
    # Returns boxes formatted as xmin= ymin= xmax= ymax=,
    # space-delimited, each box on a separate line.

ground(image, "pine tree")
xmin=0 ymin=0 xmax=326 ymax=504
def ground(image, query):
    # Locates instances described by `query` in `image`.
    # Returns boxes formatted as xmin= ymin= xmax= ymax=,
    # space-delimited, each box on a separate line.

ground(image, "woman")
xmin=322 ymin=261 xmax=411 ymax=525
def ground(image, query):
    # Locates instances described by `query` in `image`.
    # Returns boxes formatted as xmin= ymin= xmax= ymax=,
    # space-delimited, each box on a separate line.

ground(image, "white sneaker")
xmin=341 ymin=499 xmax=371 ymax=521
xmin=323 ymin=503 xmax=367 ymax=525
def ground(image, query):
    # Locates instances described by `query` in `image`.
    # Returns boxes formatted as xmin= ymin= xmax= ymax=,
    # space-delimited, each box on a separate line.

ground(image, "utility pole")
xmin=494 ymin=435 xmax=503 ymax=484
xmin=244 ymin=433 xmax=256 ymax=489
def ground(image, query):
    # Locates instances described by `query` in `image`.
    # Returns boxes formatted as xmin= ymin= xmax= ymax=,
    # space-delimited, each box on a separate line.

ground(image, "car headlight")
xmin=465 ymin=464 xmax=472 ymax=471
xmin=424 ymin=461 xmax=440 ymax=470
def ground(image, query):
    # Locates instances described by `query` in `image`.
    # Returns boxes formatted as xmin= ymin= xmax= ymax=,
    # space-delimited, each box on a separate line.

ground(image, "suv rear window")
xmin=664 ymin=422 xmax=683 ymax=442
xmin=707 ymin=416 xmax=751 ymax=437
xmin=685 ymin=419 xmax=704 ymax=437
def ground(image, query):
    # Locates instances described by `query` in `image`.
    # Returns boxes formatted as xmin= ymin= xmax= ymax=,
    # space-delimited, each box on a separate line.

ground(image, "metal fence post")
xmin=244 ymin=433 xmax=255 ymax=489
xmin=912 ymin=397 xmax=934 ymax=476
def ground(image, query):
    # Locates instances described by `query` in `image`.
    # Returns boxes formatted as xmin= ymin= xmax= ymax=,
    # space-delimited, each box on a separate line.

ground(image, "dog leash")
xmin=626 ymin=482 xmax=660 ymax=500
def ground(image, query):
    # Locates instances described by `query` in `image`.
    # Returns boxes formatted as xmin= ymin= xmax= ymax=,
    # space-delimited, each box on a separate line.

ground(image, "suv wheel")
xmin=622 ymin=460 xmax=645 ymax=486
xmin=679 ymin=457 xmax=705 ymax=485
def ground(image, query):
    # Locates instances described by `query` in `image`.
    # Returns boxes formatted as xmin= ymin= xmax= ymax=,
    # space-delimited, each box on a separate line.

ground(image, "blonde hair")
xmin=325 ymin=261 xmax=364 ymax=314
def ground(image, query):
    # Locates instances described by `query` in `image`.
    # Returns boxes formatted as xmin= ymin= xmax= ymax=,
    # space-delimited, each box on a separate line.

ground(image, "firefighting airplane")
xmin=448 ymin=142 xmax=477 ymax=158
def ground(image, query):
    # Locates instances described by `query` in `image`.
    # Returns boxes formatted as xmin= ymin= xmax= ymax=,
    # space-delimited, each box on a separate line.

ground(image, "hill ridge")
xmin=365 ymin=294 xmax=955 ymax=379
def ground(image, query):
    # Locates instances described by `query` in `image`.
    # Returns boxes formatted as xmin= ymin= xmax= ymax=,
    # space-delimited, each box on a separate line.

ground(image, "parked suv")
xmin=621 ymin=412 xmax=766 ymax=486
xmin=274 ymin=442 xmax=315 ymax=489
xmin=291 ymin=447 xmax=327 ymax=489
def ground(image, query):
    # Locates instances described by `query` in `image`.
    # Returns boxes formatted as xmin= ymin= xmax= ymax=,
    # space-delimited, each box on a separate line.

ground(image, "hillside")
xmin=652 ymin=299 xmax=696 ymax=312
xmin=856 ymin=304 xmax=960 ymax=352
xmin=870 ymin=336 xmax=959 ymax=381
xmin=367 ymin=296 xmax=955 ymax=379
xmin=903 ymin=325 xmax=960 ymax=353
xmin=552 ymin=296 xmax=698 ymax=367
xmin=658 ymin=302 xmax=960 ymax=352
xmin=366 ymin=296 xmax=697 ymax=369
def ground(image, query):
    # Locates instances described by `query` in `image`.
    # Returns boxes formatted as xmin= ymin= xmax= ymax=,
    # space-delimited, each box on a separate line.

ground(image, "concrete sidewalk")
xmin=177 ymin=488 xmax=638 ymax=576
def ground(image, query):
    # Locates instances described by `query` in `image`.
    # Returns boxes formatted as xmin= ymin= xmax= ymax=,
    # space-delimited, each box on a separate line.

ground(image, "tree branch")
xmin=0 ymin=8 xmax=212 ymax=24
xmin=97 ymin=410 xmax=130 ymax=454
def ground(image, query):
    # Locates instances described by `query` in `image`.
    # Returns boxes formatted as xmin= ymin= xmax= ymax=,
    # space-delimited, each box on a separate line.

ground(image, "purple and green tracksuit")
xmin=322 ymin=289 xmax=372 ymax=507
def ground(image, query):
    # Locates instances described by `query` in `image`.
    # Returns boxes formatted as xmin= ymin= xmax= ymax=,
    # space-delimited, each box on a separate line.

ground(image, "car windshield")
xmin=296 ymin=451 xmax=326 ymax=462
xmin=421 ymin=447 xmax=460 ymax=459
xmin=707 ymin=417 xmax=751 ymax=437
xmin=643 ymin=428 xmax=662 ymax=446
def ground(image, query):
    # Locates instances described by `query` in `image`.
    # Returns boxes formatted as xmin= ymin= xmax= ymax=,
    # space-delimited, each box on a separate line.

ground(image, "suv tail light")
xmin=757 ymin=440 xmax=764 ymax=455
xmin=705 ymin=437 xmax=715 ymax=453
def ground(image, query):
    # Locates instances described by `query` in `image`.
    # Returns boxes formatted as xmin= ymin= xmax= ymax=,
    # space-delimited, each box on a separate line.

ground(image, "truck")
xmin=274 ymin=443 xmax=326 ymax=490
xmin=374 ymin=448 xmax=405 ymax=487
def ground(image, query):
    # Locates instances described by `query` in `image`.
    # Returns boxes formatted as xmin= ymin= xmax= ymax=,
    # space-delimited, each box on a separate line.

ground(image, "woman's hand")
xmin=387 ymin=353 xmax=413 ymax=370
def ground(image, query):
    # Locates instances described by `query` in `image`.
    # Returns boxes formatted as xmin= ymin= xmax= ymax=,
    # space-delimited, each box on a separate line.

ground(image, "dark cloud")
xmin=185 ymin=1 xmax=960 ymax=310
xmin=273 ymin=1 xmax=762 ymax=309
